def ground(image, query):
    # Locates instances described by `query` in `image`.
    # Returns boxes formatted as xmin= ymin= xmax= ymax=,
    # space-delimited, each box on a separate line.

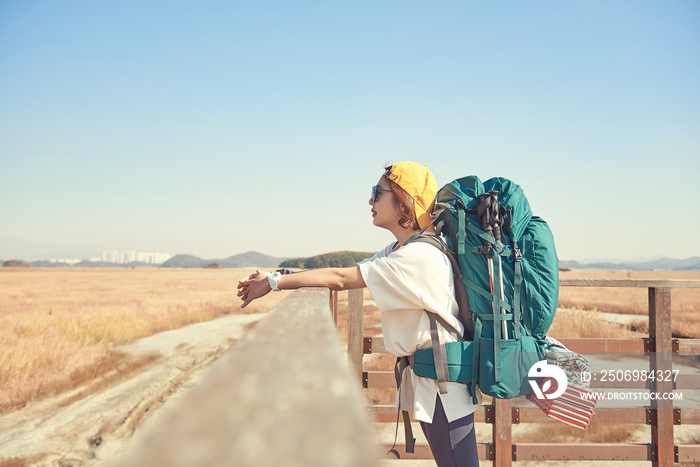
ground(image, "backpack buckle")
xmin=475 ymin=245 xmax=491 ymax=256
xmin=513 ymin=248 xmax=523 ymax=262
xmin=505 ymin=245 xmax=514 ymax=263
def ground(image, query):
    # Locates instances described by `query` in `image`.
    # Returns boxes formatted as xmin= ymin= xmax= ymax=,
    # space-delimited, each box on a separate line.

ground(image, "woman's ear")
xmin=397 ymin=199 xmax=418 ymax=230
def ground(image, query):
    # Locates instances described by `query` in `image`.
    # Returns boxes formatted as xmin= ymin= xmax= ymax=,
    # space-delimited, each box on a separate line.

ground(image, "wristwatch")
xmin=268 ymin=271 xmax=282 ymax=292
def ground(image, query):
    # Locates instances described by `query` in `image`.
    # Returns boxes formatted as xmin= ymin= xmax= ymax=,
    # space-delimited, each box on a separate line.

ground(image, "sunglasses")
xmin=370 ymin=185 xmax=392 ymax=203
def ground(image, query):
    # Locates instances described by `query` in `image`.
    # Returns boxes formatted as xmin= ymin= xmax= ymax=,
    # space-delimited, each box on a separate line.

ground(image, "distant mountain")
xmin=560 ymin=256 xmax=700 ymax=271
xmin=160 ymin=251 xmax=284 ymax=268
xmin=219 ymin=251 xmax=284 ymax=268
xmin=160 ymin=254 xmax=209 ymax=268
xmin=2 ymin=260 xmax=30 ymax=268
xmin=578 ymin=256 xmax=667 ymax=264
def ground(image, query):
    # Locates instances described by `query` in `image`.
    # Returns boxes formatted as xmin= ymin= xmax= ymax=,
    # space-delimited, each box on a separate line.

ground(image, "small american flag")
xmin=530 ymin=377 xmax=597 ymax=430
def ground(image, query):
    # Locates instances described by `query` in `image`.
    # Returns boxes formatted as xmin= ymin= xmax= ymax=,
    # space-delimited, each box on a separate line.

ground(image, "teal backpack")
xmin=407 ymin=175 xmax=559 ymax=404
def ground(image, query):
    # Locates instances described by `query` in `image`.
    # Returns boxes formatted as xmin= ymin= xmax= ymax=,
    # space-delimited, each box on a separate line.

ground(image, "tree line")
xmin=279 ymin=251 xmax=374 ymax=269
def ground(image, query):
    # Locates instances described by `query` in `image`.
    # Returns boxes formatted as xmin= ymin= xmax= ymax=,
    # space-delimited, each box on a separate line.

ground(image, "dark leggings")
xmin=419 ymin=398 xmax=479 ymax=467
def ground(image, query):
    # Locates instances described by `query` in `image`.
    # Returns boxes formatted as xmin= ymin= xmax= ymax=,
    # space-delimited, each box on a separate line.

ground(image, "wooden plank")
xmin=677 ymin=445 xmax=700 ymax=463
xmin=560 ymin=279 xmax=700 ymax=288
xmin=365 ymin=371 xmax=395 ymax=388
xmin=493 ymin=398 xmax=512 ymax=466
xmin=512 ymin=407 xmax=551 ymax=424
xmin=377 ymin=405 xmax=652 ymax=426
xmin=347 ymin=288 xmax=365 ymax=381
xmin=649 ymin=287 xmax=675 ymax=467
xmin=370 ymin=405 xmax=404 ymax=423
xmin=676 ymin=373 xmax=700 ymax=390
xmin=113 ymin=287 xmax=381 ymax=467
xmin=514 ymin=443 xmax=652 ymax=461
xmin=678 ymin=408 xmax=700 ymax=425
xmin=555 ymin=338 xmax=646 ymax=353
xmin=366 ymin=336 xmax=387 ymax=354
xmin=678 ymin=339 xmax=700 ymax=353
xmin=379 ymin=443 xmax=492 ymax=461
xmin=589 ymin=378 xmax=650 ymax=389
xmin=331 ymin=289 xmax=338 ymax=325
xmin=361 ymin=335 xmax=691 ymax=356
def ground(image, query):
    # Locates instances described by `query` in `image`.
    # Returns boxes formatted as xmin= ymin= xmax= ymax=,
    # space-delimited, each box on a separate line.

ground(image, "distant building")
xmin=49 ymin=258 xmax=82 ymax=265
xmin=99 ymin=250 xmax=172 ymax=265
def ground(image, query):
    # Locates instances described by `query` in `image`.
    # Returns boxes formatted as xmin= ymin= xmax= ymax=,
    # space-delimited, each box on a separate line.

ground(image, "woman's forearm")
xmin=279 ymin=266 xmax=366 ymax=291
xmin=237 ymin=266 xmax=366 ymax=308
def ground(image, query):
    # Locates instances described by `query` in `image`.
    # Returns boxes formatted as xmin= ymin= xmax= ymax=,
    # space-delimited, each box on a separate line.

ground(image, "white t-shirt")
xmin=358 ymin=241 xmax=479 ymax=423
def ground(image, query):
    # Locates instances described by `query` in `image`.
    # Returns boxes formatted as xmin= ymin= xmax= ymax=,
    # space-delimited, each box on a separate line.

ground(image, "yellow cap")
xmin=384 ymin=161 xmax=438 ymax=231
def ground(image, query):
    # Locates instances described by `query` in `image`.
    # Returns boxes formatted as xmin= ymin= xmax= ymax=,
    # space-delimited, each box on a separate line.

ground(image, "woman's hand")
xmin=237 ymin=269 xmax=271 ymax=308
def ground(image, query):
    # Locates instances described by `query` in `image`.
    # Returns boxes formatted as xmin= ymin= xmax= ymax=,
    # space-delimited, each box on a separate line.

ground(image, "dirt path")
xmin=0 ymin=313 xmax=266 ymax=467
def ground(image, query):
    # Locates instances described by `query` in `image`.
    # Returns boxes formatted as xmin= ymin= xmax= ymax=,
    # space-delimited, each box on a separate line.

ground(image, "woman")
xmin=237 ymin=161 xmax=479 ymax=467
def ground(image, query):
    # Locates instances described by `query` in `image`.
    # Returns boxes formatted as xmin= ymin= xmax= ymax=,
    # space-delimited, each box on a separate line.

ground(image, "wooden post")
xmin=649 ymin=287 xmax=674 ymax=467
xmin=347 ymin=288 xmax=365 ymax=381
xmin=331 ymin=290 xmax=338 ymax=325
xmin=493 ymin=398 xmax=513 ymax=466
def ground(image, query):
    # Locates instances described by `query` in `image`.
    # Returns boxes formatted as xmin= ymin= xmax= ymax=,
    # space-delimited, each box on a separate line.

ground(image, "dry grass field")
xmin=0 ymin=267 xmax=289 ymax=414
xmin=558 ymin=269 xmax=700 ymax=338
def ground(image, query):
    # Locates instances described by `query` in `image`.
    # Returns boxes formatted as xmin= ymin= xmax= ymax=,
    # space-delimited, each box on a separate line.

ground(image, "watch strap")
xmin=268 ymin=271 xmax=282 ymax=291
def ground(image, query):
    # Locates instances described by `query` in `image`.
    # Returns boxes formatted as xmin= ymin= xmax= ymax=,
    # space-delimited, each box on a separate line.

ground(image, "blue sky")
xmin=1 ymin=1 xmax=698 ymax=262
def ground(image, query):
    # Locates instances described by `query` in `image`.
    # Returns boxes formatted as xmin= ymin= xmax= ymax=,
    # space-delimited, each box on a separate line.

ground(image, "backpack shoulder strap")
xmin=405 ymin=233 xmax=474 ymax=340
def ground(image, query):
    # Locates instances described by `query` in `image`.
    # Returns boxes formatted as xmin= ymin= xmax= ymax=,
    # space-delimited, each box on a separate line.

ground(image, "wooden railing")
xmin=345 ymin=279 xmax=700 ymax=466
xmin=115 ymin=288 xmax=381 ymax=467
